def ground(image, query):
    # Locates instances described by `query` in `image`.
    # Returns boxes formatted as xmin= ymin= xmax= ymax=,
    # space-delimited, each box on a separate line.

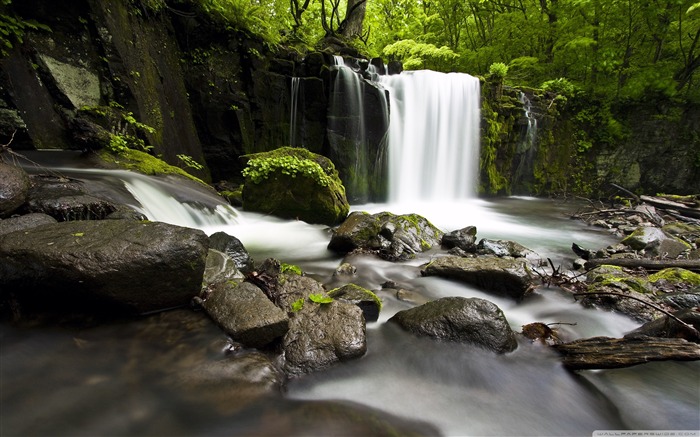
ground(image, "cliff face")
xmin=1 ymin=0 xmax=697 ymax=198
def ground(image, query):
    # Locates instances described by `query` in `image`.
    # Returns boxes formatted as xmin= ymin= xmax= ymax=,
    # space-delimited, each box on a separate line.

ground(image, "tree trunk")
xmin=340 ymin=0 xmax=367 ymax=39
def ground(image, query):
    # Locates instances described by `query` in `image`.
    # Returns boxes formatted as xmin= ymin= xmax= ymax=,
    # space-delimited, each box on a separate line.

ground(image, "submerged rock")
xmin=22 ymin=174 xmax=117 ymax=221
xmin=0 ymin=220 xmax=208 ymax=315
xmin=0 ymin=162 xmax=30 ymax=217
xmin=202 ymin=249 xmax=244 ymax=288
xmin=328 ymin=211 xmax=444 ymax=261
xmin=388 ymin=296 xmax=518 ymax=353
xmin=421 ymin=255 xmax=535 ymax=299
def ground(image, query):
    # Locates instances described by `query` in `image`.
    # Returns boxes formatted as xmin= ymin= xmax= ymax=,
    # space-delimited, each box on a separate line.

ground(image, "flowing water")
xmin=3 ymin=66 xmax=699 ymax=435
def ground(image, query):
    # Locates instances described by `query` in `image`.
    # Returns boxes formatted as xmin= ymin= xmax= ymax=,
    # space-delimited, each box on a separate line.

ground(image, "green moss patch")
xmin=98 ymin=149 xmax=207 ymax=186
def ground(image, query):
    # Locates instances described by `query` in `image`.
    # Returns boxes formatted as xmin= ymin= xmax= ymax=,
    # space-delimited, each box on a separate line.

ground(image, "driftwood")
xmin=584 ymin=258 xmax=700 ymax=272
xmin=552 ymin=336 xmax=700 ymax=370
xmin=640 ymin=195 xmax=700 ymax=219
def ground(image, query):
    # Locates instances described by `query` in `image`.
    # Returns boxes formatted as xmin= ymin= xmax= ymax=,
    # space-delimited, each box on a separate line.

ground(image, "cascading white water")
xmin=289 ymin=77 xmax=301 ymax=147
xmin=378 ymin=71 xmax=481 ymax=202
xmin=519 ymin=91 xmax=538 ymax=150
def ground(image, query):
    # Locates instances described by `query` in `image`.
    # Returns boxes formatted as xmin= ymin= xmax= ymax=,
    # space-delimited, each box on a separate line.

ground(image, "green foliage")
xmin=488 ymin=62 xmax=508 ymax=80
xmin=281 ymin=263 xmax=303 ymax=275
xmin=243 ymin=154 xmax=333 ymax=187
xmin=383 ymin=39 xmax=459 ymax=71
xmin=194 ymin=0 xmax=285 ymax=46
xmin=291 ymin=298 xmax=305 ymax=312
xmin=308 ymin=293 xmax=334 ymax=304
xmin=177 ymin=154 xmax=204 ymax=171
xmin=98 ymin=149 xmax=207 ymax=185
xmin=80 ymin=103 xmax=156 ymax=156
xmin=0 ymin=3 xmax=51 ymax=57
xmin=541 ymin=78 xmax=579 ymax=99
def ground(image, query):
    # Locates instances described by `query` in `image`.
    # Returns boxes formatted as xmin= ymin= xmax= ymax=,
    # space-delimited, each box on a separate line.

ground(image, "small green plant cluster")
xmin=290 ymin=293 xmax=334 ymax=313
xmin=280 ymin=263 xmax=302 ymax=275
xmin=488 ymin=62 xmax=509 ymax=80
xmin=242 ymin=155 xmax=333 ymax=187
xmin=80 ymin=102 xmax=156 ymax=156
xmin=177 ymin=154 xmax=204 ymax=171
xmin=541 ymin=77 xmax=578 ymax=100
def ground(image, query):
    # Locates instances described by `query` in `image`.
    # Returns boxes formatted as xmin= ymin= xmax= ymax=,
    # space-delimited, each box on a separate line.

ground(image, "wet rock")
xmin=421 ymin=255 xmax=536 ymax=299
xmin=208 ymin=231 xmax=254 ymax=274
xmin=388 ymin=296 xmax=518 ymax=353
xmin=327 ymin=283 xmax=382 ymax=322
xmin=0 ymin=213 xmax=56 ymax=236
xmin=23 ymin=174 xmax=117 ymax=221
xmin=442 ymin=226 xmax=477 ymax=252
xmin=283 ymin=299 xmax=366 ymax=375
xmin=621 ymin=226 xmax=690 ymax=258
xmin=0 ymin=162 xmax=30 ymax=217
xmin=328 ymin=211 xmax=444 ymax=261
xmin=477 ymin=238 xmax=542 ymax=264
xmin=201 ymin=281 xmax=289 ymax=348
xmin=625 ymin=308 xmax=700 ymax=343
xmin=202 ymin=249 xmax=243 ymax=288
xmin=0 ymin=220 xmax=209 ymax=315
xmin=333 ymin=262 xmax=357 ymax=277
xmin=578 ymin=265 xmax=657 ymax=321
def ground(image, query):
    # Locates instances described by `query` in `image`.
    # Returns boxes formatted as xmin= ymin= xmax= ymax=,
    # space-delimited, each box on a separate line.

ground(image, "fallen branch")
xmin=584 ymin=258 xmax=700 ymax=272
xmin=640 ymin=195 xmax=700 ymax=220
xmin=553 ymin=336 xmax=700 ymax=370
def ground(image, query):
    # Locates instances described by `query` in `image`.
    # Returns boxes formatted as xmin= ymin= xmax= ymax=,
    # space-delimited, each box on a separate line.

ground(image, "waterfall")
xmin=513 ymin=91 xmax=539 ymax=191
xmin=378 ymin=71 xmax=481 ymax=202
xmin=328 ymin=56 xmax=390 ymax=203
xmin=289 ymin=77 xmax=301 ymax=147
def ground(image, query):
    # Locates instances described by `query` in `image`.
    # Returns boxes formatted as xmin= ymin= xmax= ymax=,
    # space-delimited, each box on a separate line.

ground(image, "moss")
xmin=649 ymin=268 xmax=700 ymax=286
xmin=328 ymin=283 xmax=382 ymax=311
xmin=281 ymin=263 xmax=302 ymax=276
xmin=588 ymin=265 xmax=652 ymax=294
xmin=98 ymin=149 xmax=207 ymax=186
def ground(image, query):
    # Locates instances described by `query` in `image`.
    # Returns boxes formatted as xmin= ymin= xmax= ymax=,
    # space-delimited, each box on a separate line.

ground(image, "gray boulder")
xmin=0 ymin=213 xmax=57 ymax=236
xmin=208 ymin=231 xmax=254 ymax=274
xmin=201 ymin=281 xmax=289 ymax=348
xmin=477 ymin=238 xmax=542 ymax=264
xmin=328 ymin=211 xmax=444 ymax=261
xmin=421 ymin=255 xmax=536 ymax=299
xmin=442 ymin=226 xmax=477 ymax=252
xmin=388 ymin=296 xmax=518 ymax=353
xmin=621 ymin=226 xmax=690 ymax=258
xmin=283 ymin=299 xmax=366 ymax=375
xmin=625 ymin=308 xmax=700 ymax=343
xmin=0 ymin=220 xmax=208 ymax=315
xmin=0 ymin=162 xmax=30 ymax=217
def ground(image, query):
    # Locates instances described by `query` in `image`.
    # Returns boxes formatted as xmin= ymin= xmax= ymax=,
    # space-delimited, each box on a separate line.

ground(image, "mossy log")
xmin=584 ymin=258 xmax=700 ymax=272
xmin=552 ymin=336 xmax=700 ymax=370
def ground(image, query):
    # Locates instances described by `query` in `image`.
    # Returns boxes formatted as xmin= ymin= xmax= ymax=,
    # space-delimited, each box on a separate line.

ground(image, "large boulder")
xmin=241 ymin=147 xmax=350 ymax=226
xmin=388 ymin=296 xmax=518 ymax=353
xmin=0 ymin=220 xmax=209 ymax=315
xmin=328 ymin=211 xmax=444 ymax=261
xmin=0 ymin=162 xmax=30 ymax=217
xmin=421 ymin=255 xmax=536 ymax=299
xmin=200 ymin=281 xmax=289 ymax=348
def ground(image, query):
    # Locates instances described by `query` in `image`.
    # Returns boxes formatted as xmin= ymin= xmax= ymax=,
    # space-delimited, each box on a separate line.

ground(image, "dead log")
xmin=640 ymin=195 xmax=700 ymax=219
xmin=584 ymin=258 xmax=700 ymax=272
xmin=552 ymin=336 xmax=700 ymax=370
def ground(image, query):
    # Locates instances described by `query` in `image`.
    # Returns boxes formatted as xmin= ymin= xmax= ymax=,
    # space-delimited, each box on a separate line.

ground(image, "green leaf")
xmin=72 ymin=232 xmax=84 ymax=237
xmin=308 ymin=293 xmax=333 ymax=304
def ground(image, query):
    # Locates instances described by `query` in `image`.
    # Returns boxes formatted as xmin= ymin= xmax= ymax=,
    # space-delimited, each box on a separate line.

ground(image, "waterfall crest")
xmin=378 ymin=71 xmax=481 ymax=202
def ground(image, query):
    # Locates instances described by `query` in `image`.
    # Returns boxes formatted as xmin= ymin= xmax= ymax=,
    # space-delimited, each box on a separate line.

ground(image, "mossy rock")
xmin=328 ymin=283 xmax=382 ymax=322
xmin=241 ymin=147 xmax=350 ymax=226
xmin=649 ymin=268 xmax=700 ymax=287
xmin=98 ymin=149 xmax=207 ymax=186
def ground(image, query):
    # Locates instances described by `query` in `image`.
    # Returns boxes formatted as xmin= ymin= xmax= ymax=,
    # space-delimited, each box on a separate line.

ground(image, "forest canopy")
xmin=7 ymin=0 xmax=696 ymax=101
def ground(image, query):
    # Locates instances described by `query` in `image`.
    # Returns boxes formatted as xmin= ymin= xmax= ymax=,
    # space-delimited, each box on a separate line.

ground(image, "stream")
xmin=2 ymin=158 xmax=699 ymax=436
